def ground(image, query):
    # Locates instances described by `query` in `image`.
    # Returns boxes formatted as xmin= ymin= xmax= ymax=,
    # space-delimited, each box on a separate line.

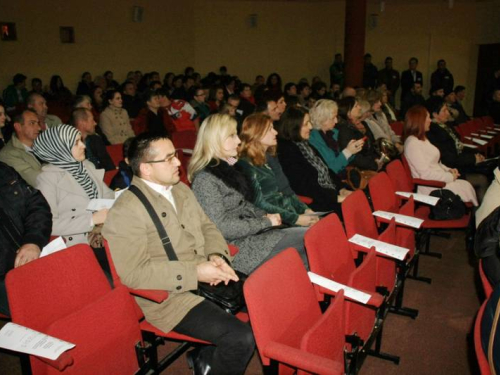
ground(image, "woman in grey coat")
xmin=188 ymin=114 xmax=308 ymax=274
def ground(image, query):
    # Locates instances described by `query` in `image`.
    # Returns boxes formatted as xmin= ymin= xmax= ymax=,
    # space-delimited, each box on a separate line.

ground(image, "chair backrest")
xmin=172 ymin=129 xmax=197 ymax=151
xmin=244 ymin=248 xmax=322 ymax=366
xmin=368 ymin=171 xmax=399 ymax=213
xmin=390 ymin=121 xmax=404 ymax=136
xmin=386 ymin=159 xmax=414 ymax=192
xmin=106 ymin=143 xmax=124 ymax=166
xmin=6 ymin=244 xmax=111 ymax=331
xmin=480 ymin=260 xmax=494 ymax=300
xmin=474 ymin=299 xmax=492 ymax=375
xmin=305 ymin=214 xmax=356 ymax=289
xmin=6 ymin=245 xmax=142 ymax=375
xmin=342 ymin=190 xmax=379 ymax=243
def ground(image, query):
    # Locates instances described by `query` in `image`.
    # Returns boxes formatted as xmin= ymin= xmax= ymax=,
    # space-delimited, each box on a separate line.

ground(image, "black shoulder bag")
xmin=129 ymin=185 xmax=246 ymax=314
xmin=429 ymin=189 xmax=466 ymax=220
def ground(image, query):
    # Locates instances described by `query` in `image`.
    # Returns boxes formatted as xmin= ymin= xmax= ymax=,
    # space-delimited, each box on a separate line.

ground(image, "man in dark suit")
xmin=362 ymin=53 xmax=378 ymax=89
xmin=401 ymin=57 xmax=424 ymax=102
xmin=378 ymin=56 xmax=400 ymax=107
xmin=431 ymin=59 xmax=454 ymax=94
xmin=400 ymin=82 xmax=425 ymax=120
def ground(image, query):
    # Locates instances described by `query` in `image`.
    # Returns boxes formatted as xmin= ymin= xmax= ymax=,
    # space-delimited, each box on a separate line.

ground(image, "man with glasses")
xmin=102 ymin=133 xmax=255 ymax=375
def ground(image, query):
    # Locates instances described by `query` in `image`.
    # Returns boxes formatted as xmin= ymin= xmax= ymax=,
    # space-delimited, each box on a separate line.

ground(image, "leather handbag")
xmin=128 ymin=185 xmax=246 ymax=314
xmin=429 ymin=189 xmax=466 ymax=220
xmin=346 ymin=167 xmax=378 ymax=190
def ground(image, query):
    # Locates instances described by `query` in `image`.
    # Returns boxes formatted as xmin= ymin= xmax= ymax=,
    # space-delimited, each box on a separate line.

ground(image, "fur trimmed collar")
xmin=204 ymin=159 xmax=254 ymax=201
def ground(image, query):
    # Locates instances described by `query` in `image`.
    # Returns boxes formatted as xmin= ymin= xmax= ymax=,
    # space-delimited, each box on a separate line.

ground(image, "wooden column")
xmin=344 ymin=0 xmax=367 ymax=87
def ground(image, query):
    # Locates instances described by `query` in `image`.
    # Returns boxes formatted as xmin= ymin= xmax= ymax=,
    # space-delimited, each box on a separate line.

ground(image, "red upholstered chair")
xmin=6 ymin=244 xmax=144 ymax=375
xmin=474 ymin=299 xmax=492 ymax=375
xmin=106 ymin=143 xmax=124 ymax=166
xmin=304 ymin=214 xmax=399 ymax=366
xmin=103 ymin=240 xmax=245 ymax=372
xmin=171 ymin=129 xmax=197 ymax=152
xmin=479 ymin=260 xmax=494 ymax=300
xmin=390 ymin=121 xmax=404 ymax=137
xmin=244 ymin=248 xmax=346 ymax=375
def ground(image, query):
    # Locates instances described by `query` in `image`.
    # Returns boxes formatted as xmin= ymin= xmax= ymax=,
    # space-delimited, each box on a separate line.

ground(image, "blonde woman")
xmin=308 ymin=99 xmax=364 ymax=175
xmin=189 ymin=114 xmax=308 ymax=274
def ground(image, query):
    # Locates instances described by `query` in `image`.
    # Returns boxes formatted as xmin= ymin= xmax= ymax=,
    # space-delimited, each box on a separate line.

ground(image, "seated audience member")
xmin=380 ymin=89 xmax=398 ymax=123
xmin=27 ymin=93 xmax=62 ymax=130
xmin=364 ymin=90 xmax=403 ymax=152
xmin=76 ymin=72 xmax=94 ymax=96
xmin=169 ymin=75 xmax=185 ymax=100
xmin=0 ymin=104 xmax=7 ymax=150
xmin=104 ymin=70 xmax=120 ymax=91
xmin=341 ymin=86 xmax=356 ymax=99
xmin=266 ymin=73 xmax=283 ymax=97
xmin=489 ymin=89 xmax=500 ymax=124
xmin=284 ymin=82 xmax=297 ymax=100
xmin=74 ymin=95 xmax=108 ymax=143
xmin=311 ymin=81 xmax=328 ymax=100
xmin=188 ymin=114 xmax=309 ymax=273
xmin=256 ymin=91 xmax=283 ymax=123
xmin=29 ymin=78 xmax=44 ymax=96
xmin=121 ymin=81 xmax=142 ymax=119
xmin=3 ymin=73 xmax=28 ymax=108
xmin=238 ymin=83 xmax=256 ymax=120
xmin=277 ymin=106 xmax=348 ymax=214
xmin=252 ymin=75 xmax=265 ymax=94
xmin=337 ymin=97 xmax=381 ymax=172
xmin=425 ymin=96 xmax=489 ymax=202
xmin=400 ymin=82 xmax=425 ymax=120
xmin=443 ymin=89 xmax=465 ymax=124
xmin=110 ymin=137 xmax=134 ymax=190
xmin=190 ymin=87 xmax=211 ymax=123
xmin=157 ymin=89 xmax=199 ymax=132
xmin=452 ymin=85 xmax=470 ymax=122
xmin=0 ymin=162 xmax=52 ymax=316
xmin=403 ymin=105 xmax=478 ymax=206
xmin=103 ymin=132 xmax=255 ymax=374
xmin=401 ymin=57 xmax=424 ymax=102
xmin=208 ymin=85 xmax=225 ymax=113
xmin=46 ymin=75 xmax=73 ymax=103
xmin=149 ymin=80 xmax=162 ymax=91
xmin=0 ymin=109 xmax=42 ymax=186
xmin=296 ymin=82 xmax=311 ymax=107
xmin=133 ymin=91 xmax=172 ymax=136
xmin=328 ymin=83 xmax=342 ymax=101
xmin=308 ymin=99 xmax=362 ymax=176
xmin=163 ymin=72 xmax=175 ymax=95
xmin=237 ymin=113 xmax=317 ymax=227
xmin=91 ymin=86 xmax=105 ymax=114
xmin=100 ymin=90 xmax=135 ymax=144
xmin=476 ymin=159 xmax=500 ymax=227
xmin=71 ymin=108 xmax=115 ymax=171
xmin=429 ymin=84 xmax=445 ymax=98
xmin=33 ymin=125 xmax=114 ymax=250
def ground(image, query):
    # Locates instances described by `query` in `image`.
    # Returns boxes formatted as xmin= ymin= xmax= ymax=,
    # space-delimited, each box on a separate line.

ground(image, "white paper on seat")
xmin=487 ymin=131 xmax=499 ymax=135
xmin=86 ymin=199 xmax=115 ymax=211
xmin=396 ymin=191 xmax=440 ymax=206
xmin=0 ymin=323 xmax=75 ymax=360
xmin=472 ymin=138 xmax=488 ymax=146
xmin=463 ymin=143 xmax=478 ymax=149
xmin=480 ymin=134 xmax=494 ymax=139
xmin=348 ymin=234 xmax=409 ymax=261
xmin=308 ymin=272 xmax=371 ymax=304
xmin=40 ymin=237 xmax=67 ymax=258
xmin=373 ymin=210 xmax=423 ymax=229
xmin=471 ymin=132 xmax=480 ymax=136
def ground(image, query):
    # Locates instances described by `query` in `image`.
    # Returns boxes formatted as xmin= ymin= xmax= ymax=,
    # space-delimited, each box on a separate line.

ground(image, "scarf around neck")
xmin=296 ymin=141 xmax=335 ymax=190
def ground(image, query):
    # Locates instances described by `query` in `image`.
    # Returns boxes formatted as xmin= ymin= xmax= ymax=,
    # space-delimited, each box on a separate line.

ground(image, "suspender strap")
xmin=128 ymin=185 xmax=179 ymax=261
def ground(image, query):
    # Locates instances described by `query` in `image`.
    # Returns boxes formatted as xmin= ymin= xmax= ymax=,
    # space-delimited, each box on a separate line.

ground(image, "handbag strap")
xmin=128 ymin=185 xmax=178 ymax=261
xmin=488 ymin=295 xmax=500 ymax=375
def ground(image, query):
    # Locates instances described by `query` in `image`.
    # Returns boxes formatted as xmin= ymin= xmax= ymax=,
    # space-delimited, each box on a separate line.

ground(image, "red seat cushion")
xmin=414 ymin=206 xmax=471 ymax=229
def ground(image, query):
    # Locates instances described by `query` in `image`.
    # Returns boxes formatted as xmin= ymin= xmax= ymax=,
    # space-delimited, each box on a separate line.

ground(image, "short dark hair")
xmin=104 ymin=90 xmax=120 ymax=106
xmin=409 ymin=57 xmax=418 ymax=64
xmin=385 ymin=56 xmax=393 ymax=62
xmin=335 ymin=53 xmax=342 ymax=58
xmin=128 ymin=133 xmax=169 ymax=176
xmin=437 ymin=59 xmax=446 ymax=65
xmin=297 ymin=82 xmax=310 ymax=94
xmin=364 ymin=53 xmax=372 ymax=59
xmin=31 ymin=78 xmax=41 ymax=85
xmin=123 ymin=137 xmax=135 ymax=159
xmin=70 ymin=108 xmax=91 ymax=126
xmin=425 ymin=96 xmax=446 ymax=117
xmin=278 ymin=106 xmax=309 ymax=142
xmin=337 ymin=97 xmax=357 ymax=121
xmin=154 ymin=88 xmax=169 ymax=99
xmin=14 ymin=109 xmax=37 ymax=125
xmin=13 ymin=73 xmax=27 ymax=85
xmin=454 ymin=85 xmax=466 ymax=94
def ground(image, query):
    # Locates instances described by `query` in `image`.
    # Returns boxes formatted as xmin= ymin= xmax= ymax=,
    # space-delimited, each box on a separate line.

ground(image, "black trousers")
xmin=173 ymin=300 xmax=255 ymax=375
xmin=0 ymin=279 xmax=9 ymax=316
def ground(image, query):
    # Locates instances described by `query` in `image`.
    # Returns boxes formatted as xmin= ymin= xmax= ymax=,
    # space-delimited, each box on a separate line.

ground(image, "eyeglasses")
xmin=145 ymin=151 xmax=179 ymax=165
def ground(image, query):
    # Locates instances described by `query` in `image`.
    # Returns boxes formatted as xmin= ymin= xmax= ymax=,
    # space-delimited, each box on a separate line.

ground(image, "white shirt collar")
xmin=141 ymin=178 xmax=177 ymax=212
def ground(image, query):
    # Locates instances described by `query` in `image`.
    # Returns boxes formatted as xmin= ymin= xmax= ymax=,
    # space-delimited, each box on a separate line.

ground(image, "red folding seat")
xmin=244 ymin=248 xmax=347 ymax=375
xmin=6 ymin=244 xmax=145 ymax=374
xmin=105 ymin=143 xmax=124 ymax=166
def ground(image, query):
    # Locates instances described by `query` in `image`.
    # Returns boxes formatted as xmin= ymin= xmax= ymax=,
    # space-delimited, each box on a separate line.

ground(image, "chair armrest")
xmin=318 ymin=286 xmax=384 ymax=308
xmin=263 ymin=341 xmax=343 ymax=375
xmin=298 ymin=195 xmax=313 ymax=205
xmin=412 ymin=178 xmax=445 ymax=188
xmin=36 ymin=351 xmax=74 ymax=371
xmin=128 ymin=288 xmax=169 ymax=303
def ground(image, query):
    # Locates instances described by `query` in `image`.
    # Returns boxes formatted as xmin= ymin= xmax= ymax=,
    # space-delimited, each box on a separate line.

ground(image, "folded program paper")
xmin=396 ymin=192 xmax=440 ymax=206
xmin=86 ymin=199 xmax=115 ymax=211
xmin=308 ymin=272 xmax=371 ymax=304
xmin=348 ymin=234 xmax=409 ymax=261
xmin=373 ymin=211 xmax=424 ymax=229
xmin=40 ymin=237 xmax=67 ymax=257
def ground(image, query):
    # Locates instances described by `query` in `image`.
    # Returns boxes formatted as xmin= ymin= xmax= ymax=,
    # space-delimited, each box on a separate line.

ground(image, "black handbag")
xmin=475 ymin=206 xmax=500 ymax=259
xmin=129 ymin=185 xmax=246 ymax=314
xmin=429 ymin=189 xmax=466 ymax=220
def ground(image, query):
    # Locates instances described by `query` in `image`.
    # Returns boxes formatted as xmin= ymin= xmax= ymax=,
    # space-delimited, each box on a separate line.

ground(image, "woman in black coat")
xmin=277 ymin=106 xmax=350 ymax=218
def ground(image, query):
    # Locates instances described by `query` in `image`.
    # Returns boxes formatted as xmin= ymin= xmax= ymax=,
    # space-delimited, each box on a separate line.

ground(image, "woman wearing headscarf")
xmin=33 ymin=124 xmax=114 ymax=249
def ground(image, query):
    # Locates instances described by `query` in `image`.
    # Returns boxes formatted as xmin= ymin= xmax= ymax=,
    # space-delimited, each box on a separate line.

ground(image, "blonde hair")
xmin=309 ymin=99 xmax=338 ymax=130
xmin=238 ymin=113 xmax=275 ymax=166
xmin=358 ymin=100 xmax=371 ymax=116
xmin=188 ymin=114 xmax=237 ymax=181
